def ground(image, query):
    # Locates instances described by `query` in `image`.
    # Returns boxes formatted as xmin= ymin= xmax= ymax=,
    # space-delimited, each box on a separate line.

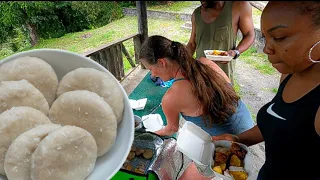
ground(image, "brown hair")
xmin=139 ymin=35 xmax=240 ymax=126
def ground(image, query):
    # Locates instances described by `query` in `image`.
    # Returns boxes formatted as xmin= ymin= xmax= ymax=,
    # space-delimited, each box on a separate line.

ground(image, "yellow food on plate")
xmin=213 ymin=166 xmax=223 ymax=174
xmin=219 ymin=163 xmax=227 ymax=171
xmin=229 ymin=171 xmax=248 ymax=180
xmin=230 ymin=154 xmax=242 ymax=167
xmin=207 ymin=50 xmax=228 ymax=56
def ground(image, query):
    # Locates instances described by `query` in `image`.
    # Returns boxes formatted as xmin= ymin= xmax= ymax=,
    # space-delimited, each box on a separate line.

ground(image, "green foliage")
xmin=71 ymin=1 xmax=124 ymax=28
xmin=116 ymin=1 xmax=136 ymax=8
xmin=0 ymin=1 xmax=125 ymax=48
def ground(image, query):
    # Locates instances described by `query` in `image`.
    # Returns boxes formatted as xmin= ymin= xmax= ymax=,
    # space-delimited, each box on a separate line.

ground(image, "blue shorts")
xmin=181 ymin=99 xmax=254 ymax=136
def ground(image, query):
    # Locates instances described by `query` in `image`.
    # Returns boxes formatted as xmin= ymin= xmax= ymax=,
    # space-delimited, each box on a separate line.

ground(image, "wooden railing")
xmin=82 ymin=33 xmax=142 ymax=81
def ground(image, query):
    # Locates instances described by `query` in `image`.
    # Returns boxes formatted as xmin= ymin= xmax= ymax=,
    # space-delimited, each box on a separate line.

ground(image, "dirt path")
xmin=235 ymin=59 xmax=280 ymax=118
xmin=235 ymin=58 xmax=280 ymax=179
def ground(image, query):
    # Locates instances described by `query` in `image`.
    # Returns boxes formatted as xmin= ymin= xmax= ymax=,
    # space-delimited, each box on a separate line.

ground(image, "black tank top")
xmin=257 ymin=74 xmax=320 ymax=180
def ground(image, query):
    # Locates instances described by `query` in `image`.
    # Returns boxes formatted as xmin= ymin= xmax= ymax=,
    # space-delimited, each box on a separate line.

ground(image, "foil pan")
xmin=148 ymin=138 xmax=184 ymax=180
xmin=121 ymin=132 xmax=185 ymax=179
xmin=121 ymin=132 xmax=164 ymax=175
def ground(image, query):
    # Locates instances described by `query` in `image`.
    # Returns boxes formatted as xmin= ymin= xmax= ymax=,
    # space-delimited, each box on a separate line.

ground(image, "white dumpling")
xmin=56 ymin=68 xmax=124 ymax=123
xmin=0 ymin=80 xmax=49 ymax=115
xmin=0 ymin=106 xmax=51 ymax=175
xmin=49 ymin=90 xmax=117 ymax=156
xmin=0 ymin=56 xmax=59 ymax=106
xmin=31 ymin=126 xmax=97 ymax=180
xmin=4 ymin=124 xmax=61 ymax=180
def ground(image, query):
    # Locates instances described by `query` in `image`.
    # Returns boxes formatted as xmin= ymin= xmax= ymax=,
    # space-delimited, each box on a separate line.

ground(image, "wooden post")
xmin=111 ymin=46 xmax=121 ymax=80
xmin=90 ymin=53 xmax=100 ymax=64
xmin=133 ymin=35 xmax=141 ymax=65
xmin=121 ymin=43 xmax=136 ymax=68
xmin=105 ymin=48 xmax=116 ymax=78
xmin=116 ymin=44 xmax=125 ymax=79
xmin=136 ymin=1 xmax=148 ymax=69
xmin=98 ymin=51 xmax=107 ymax=68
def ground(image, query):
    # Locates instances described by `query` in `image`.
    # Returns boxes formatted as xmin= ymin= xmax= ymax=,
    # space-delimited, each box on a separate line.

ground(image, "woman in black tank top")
xmin=213 ymin=2 xmax=320 ymax=180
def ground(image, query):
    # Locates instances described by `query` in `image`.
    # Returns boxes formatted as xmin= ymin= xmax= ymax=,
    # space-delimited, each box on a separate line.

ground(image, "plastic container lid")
xmin=176 ymin=121 xmax=215 ymax=166
xmin=142 ymin=114 xmax=164 ymax=132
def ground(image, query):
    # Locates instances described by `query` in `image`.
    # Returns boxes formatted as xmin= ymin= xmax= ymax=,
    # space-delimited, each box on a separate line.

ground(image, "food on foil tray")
xmin=206 ymin=50 xmax=228 ymax=56
xmin=122 ymin=145 xmax=155 ymax=174
xmin=212 ymin=143 xmax=248 ymax=180
xmin=135 ymin=148 xmax=145 ymax=156
xmin=143 ymin=149 xmax=154 ymax=159
xmin=127 ymin=152 xmax=136 ymax=161
xmin=122 ymin=162 xmax=133 ymax=171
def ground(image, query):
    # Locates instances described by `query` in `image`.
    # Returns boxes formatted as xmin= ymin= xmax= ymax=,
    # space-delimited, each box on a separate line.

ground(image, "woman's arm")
xmin=154 ymin=91 xmax=181 ymax=136
xmin=212 ymin=125 xmax=264 ymax=147
xmin=237 ymin=125 xmax=264 ymax=146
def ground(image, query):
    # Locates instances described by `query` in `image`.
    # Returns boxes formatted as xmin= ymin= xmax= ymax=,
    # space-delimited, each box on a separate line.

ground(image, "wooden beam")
xmin=136 ymin=1 xmax=148 ymax=69
xmin=121 ymin=43 xmax=136 ymax=68
xmin=82 ymin=33 xmax=139 ymax=57
xmin=133 ymin=35 xmax=142 ymax=65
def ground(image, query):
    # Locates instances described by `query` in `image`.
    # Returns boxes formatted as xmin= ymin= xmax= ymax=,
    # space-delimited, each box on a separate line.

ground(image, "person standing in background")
xmin=187 ymin=1 xmax=255 ymax=84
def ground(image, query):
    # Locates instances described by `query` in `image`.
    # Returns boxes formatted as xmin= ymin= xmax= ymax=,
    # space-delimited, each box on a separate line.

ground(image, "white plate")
xmin=0 ymin=49 xmax=134 ymax=180
xmin=142 ymin=114 xmax=164 ymax=132
xmin=204 ymin=50 xmax=233 ymax=62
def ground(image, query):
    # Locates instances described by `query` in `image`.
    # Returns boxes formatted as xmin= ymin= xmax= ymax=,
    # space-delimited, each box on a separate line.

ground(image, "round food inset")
xmin=49 ymin=90 xmax=117 ymax=156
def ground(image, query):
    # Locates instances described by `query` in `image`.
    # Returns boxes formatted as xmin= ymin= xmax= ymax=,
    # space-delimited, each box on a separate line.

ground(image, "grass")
xmin=271 ymin=88 xmax=278 ymax=93
xmin=233 ymin=79 xmax=241 ymax=97
xmin=262 ymin=87 xmax=278 ymax=94
xmin=252 ymin=7 xmax=262 ymax=27
xmin=0 ymin=16 xmax=191 ymax=73
xmin=240 ymin=46 xmax=276 ymax=75
xmin=147 ymin=1 xmax=199 ymax=13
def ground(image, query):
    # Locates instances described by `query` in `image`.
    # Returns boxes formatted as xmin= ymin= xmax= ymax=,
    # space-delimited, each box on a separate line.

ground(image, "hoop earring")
xmin=309 ymin=40 xmax=320 ymax=63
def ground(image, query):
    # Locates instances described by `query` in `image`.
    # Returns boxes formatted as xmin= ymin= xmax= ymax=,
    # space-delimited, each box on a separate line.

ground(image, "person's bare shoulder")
xmin=162 ymin=85 xmax=186 ymax=110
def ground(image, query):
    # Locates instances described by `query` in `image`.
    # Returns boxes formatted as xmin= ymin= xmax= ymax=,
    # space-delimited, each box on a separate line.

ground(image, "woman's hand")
xmin=212 ymin=126 xmax=264 ymax=146
xmin=212 ymin=133 xmax=239 ymax=142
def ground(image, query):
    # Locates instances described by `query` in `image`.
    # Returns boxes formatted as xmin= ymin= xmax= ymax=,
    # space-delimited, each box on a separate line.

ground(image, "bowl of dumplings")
xmin=0 ymin=49 xmax=134 ymax=180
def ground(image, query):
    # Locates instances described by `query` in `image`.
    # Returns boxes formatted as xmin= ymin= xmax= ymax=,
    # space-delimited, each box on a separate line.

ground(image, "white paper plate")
xmin=204 ymin=50 xmax=233 ymax=62
xmin=0 ymin=49 xmax=134 ymax=180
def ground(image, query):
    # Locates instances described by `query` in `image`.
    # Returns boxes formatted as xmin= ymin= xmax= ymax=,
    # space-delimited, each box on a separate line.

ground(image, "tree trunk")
xmin=26 ymin=23 xmax=39 ymax=46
